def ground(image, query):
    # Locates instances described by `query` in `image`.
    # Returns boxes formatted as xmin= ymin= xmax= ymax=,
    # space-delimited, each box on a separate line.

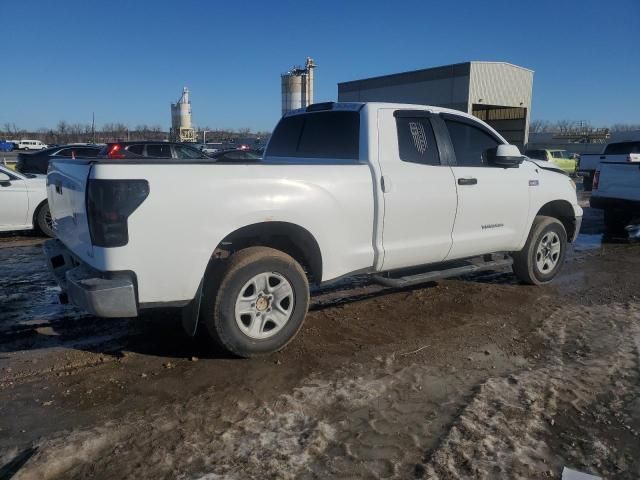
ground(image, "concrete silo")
xmin=170 ymin=87 xmax=195 ymax=142
xmin=281 ymin=57 xmax=316 ymax=116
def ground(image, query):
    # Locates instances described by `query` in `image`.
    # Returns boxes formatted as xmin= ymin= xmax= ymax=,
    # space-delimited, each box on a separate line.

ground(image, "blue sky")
xmin=2 ymin=0 xmax=638 ymax=131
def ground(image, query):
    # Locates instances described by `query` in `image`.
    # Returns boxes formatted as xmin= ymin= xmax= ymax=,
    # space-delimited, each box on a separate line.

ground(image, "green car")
xmin=524 ymin=149 xmax=578 ymax=175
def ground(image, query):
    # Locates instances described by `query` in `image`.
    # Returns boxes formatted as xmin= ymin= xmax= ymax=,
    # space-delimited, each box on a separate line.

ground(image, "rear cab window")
xmin=266 ymin=110 xmax=360 ymax=161
xmin=604 ymin=142 xmax=640 ymax=154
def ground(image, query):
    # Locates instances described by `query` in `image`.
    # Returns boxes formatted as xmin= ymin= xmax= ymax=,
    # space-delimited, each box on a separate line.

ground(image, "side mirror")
xmin=0 ymin=172 xmax=11 ymax=186
xmin=486 ymin=145 xmax=524 ymax=168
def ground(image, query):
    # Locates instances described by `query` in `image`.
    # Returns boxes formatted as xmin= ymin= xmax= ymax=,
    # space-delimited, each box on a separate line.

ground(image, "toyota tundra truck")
xmin=44 ymin=102 xmax=582 ymax=357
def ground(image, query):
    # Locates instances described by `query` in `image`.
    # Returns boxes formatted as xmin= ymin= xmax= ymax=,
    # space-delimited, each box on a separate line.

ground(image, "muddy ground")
xmin=0 ymin=193 xmax=639 ymax=479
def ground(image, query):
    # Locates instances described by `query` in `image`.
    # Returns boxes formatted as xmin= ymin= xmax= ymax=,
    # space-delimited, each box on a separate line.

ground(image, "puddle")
xmin=574 ymin=233 xmax=602 ymax=251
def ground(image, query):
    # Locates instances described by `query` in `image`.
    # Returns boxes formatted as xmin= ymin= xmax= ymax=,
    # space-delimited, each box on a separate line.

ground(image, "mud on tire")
xmin=512 ymin=215 xmax=567 ymax=285
xmin=200 ymin=247 xmax=310 ymax=358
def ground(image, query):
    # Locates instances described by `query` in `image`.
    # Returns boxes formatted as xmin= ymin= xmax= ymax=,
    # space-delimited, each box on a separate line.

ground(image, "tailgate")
xmin=47 ymin=159 xmax=94 ymax=261
xmin=595 ymin=163 xmax=640 ymax=202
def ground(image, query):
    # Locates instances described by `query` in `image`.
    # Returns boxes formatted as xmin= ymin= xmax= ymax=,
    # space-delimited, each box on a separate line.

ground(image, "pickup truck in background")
xmin=578 ymin=140 xmax=640 ymax=190
xmin=591 ymin=161 xmax=640 ymax=232
xmin=44 ymin=102 xmax=582 ymax=357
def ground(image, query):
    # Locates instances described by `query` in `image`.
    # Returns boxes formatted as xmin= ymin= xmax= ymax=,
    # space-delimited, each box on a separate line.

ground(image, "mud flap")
xmin=181 ymin=279 xmax=203 ymax=337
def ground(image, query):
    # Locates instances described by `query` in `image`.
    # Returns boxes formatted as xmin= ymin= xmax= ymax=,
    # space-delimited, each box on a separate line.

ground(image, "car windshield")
xmin=551 ymin=151 xmax=569 ymax=159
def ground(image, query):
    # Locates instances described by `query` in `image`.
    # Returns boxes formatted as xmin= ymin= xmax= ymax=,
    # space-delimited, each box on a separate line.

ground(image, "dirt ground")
xmin=0 ymin=192 xmax=639 ymax=479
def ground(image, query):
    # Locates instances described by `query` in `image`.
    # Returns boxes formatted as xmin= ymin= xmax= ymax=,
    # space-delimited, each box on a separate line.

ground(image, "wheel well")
xmin=32 ymin=199 xmax=48 ymax=227
xmin=536 ymin=200 xmax=577 ymax=241
xmin=211 ymin=222 xmax=323 ymax=285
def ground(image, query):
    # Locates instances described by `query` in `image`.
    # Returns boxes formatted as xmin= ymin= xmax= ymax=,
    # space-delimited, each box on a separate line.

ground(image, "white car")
xmin=44 ymin=102 xmax=582 ymax=357
xmin=0 ymin=165 xmax=53 ymax=236
xmin=17 ymin=139 xmax=48 ymax=151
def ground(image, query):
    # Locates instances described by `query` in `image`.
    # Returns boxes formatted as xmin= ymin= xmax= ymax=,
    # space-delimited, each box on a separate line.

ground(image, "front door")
xmin=442 ymin=118 xmax=531 ymax=260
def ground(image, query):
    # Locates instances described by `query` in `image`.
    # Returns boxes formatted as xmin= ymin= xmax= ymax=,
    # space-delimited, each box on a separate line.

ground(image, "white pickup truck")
xmin=44 ymin=102 xmax=582 ymax=357
xmin=578 ymin=140 xmax=640 ymax=190
xmin=591 ymin=160 xmax=640 ymax=232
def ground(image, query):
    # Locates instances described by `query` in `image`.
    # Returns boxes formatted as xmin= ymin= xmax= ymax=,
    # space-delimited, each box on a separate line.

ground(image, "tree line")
xmin=529 ymin=120 xmax=640 ymax=134
xmin=1 ymin=122 xmax=271 ymax=144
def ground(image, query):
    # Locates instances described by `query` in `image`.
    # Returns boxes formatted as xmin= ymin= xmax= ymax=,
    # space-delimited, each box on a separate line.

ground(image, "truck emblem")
xmin=529 ymin=180 xmax=539 ymax=186
xmin=409 ymin=122 xmax=428 ymax=155
xmin=482 ymin=223 xmax=504 ymax=230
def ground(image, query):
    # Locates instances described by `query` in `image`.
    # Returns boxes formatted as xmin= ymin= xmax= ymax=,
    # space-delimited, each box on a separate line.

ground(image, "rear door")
xmin=443 ymin=116 xmax=531 ymax=259
xmin=0 ymin=169 xmax=29 ymax=228
xmin=377 ymin=109 xmax=458 ymax=270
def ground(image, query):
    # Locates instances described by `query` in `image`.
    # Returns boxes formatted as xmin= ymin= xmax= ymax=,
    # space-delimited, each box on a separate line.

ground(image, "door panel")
xmin=377 ymin=109 xmax=458 ymax=270
xmin=443 ymin=117 xmax=531 ymax=259
xmin=448 ymin=165 xmax=531 ymax=259
xmin=0 ymin=176 xmax=29 ymax=228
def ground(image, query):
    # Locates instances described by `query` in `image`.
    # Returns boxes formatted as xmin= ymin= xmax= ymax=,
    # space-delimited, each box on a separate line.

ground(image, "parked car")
xmin=590 ymin=160 xmax=640 ymax=232
xmin=199 ymin=143 xmax=224 ymax=155
xmin=577 ymin=140 xmax=640 ymax=190
xmin=0 ymin=139 xmax=15 ymax=152
xmin=524 ymin=149 xmax=577 ymax=175
xmin=17 ymin=139 xmax=48 ymax=151
xmin=0 ymin=165 xmax=53 ymax=237
xmin=209 ymin=148 xmax=263 ymax=162
xmin=16 ymin=145 xmax=102 ymax=175
xmin=44 ymin=102 xmax=581 ymax=357
xmin=100 ymin=142 xmax=209 ymax=159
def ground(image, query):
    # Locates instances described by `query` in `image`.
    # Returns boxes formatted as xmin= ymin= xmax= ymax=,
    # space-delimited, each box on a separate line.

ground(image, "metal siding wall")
xmin=469 ymin=63 xmax=533 ymax=145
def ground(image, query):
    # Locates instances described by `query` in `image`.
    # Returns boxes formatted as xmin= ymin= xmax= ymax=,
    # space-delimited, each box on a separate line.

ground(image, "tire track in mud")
xmin=9 ymin=302 xmax=639 ymax=480
xmin=423 ymin=303 xmax=640 ymax=479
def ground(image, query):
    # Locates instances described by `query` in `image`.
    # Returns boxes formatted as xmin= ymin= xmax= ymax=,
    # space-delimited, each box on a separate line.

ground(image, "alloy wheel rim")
xmin=535 ymin=231 xmax=561 ymax=273
xmin=234 ymin=272 xmax=294 ymax=339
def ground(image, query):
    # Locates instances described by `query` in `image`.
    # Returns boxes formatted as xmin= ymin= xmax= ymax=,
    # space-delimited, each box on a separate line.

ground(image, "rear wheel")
xmin=512 ymin=216 xmax=567 ymax=285
xmin=200 ymin=247 xmax=310 ymax=357
xmin=35 ymin=203 xmax=54 ymax=238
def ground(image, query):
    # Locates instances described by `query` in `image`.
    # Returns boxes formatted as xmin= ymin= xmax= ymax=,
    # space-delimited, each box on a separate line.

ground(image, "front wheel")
xmin=200 ymin=247 xmax=310 ymax=357
xmin=512 ymin=216 xmax=567 ymax=285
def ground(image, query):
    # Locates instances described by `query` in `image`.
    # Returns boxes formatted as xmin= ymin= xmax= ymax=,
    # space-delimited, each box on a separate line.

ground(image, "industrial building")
xmin=338 ymin=62 xmax=533 ymax=148
xmin=281 ymin=58 xmax=316 ymax=116
xmin=170 ymin=87 xmax=195 ymax=143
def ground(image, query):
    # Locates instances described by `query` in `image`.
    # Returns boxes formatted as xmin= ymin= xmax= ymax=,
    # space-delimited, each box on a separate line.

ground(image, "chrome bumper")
xmin=43 ymin=239 xmax=138 ymax=318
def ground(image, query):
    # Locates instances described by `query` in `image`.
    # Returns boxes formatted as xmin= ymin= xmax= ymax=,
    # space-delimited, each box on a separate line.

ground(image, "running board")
xmin=372 ymin=256 xmax=513 ymax=288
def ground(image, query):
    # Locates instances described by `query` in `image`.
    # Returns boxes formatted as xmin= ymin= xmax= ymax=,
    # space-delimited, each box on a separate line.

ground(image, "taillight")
xmin=87 ymin=179 xmax=149 ymax=247
xmin=107 ymin=144 xmax=125 ymax=159
xmin=592 ymin=171 xmax=600 ymax=190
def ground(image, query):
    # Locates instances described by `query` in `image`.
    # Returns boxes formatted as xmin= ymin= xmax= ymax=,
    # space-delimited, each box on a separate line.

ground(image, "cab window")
xmin=445 ymin=120 xmax=500 ymax=167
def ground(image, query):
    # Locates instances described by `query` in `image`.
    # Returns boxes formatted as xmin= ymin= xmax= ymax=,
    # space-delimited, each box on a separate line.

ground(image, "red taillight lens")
xmin=593 ymin=171 xmax=600 ymax=190
xmin=107 ymin=144 xmax=125 ymax=159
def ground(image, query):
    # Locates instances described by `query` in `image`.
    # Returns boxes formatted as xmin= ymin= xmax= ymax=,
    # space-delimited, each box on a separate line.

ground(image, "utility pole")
xmin=91 ymin=112 xmax=95 ymax=144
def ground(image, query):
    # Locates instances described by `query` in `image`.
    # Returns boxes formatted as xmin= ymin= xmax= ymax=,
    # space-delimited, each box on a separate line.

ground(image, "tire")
xmin=200 ymin=246 xmax=310 ymax=357
xmin=512 ymin=216 xmax=567 ymax=285
xmin=603 ymin=209 xmax=631 ymax=234
xmin=35 ymin=202 xmax=55 ymax=238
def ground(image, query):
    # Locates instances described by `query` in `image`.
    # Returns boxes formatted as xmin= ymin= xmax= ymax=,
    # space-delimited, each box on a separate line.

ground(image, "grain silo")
xmin=170 ymin=87 xmax=195 ymax=142
xmin=281 ymin=57 xmax=316 ymax=116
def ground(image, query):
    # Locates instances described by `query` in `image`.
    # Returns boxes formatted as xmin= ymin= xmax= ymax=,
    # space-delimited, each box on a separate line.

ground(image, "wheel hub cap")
xmin=535 ymin=231 xmax=561 ymax=273
xmin=234 ymin=272 xmax=294 ymax=340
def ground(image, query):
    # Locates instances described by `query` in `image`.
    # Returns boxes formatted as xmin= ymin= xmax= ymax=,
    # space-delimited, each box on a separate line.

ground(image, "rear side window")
xmin=127 ymin=144 xmax=145 ymax=155
xmin=77 ymin=148 xmax=100 ymax=157
xmin=396 ymin=116 xmax=440 ymax=165
xmin=445 ymin=120 xmax=500 ymax=167
xmin=146 ymin=144 xmax=172 ymax=157
xmin=266 ymin=111 xmax=360 ymax=161
xmin=174 ymin=145 xmax=204 ymax=159
xmin=604 ymin=142 xmax=640 ymax=154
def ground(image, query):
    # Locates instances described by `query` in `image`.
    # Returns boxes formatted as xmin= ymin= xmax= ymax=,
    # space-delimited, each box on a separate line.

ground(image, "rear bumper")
xmin=590 ymin=196 xmax=640 ymax=212
xmin=43 ymin=239 xmax=138 ymax=318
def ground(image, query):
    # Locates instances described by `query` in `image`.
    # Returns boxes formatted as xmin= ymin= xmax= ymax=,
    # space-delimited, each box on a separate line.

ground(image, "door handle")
xmin=458 ymin=178 xmax=477 ymax=186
